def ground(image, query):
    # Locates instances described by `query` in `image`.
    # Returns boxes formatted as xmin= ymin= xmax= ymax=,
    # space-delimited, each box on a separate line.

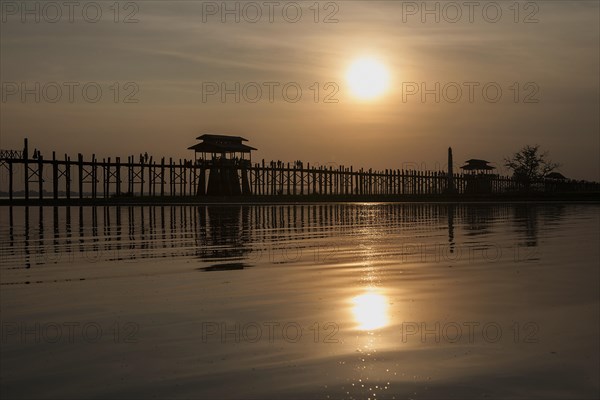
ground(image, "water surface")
xmin=1 ymin=203 xmax=598 ymax=399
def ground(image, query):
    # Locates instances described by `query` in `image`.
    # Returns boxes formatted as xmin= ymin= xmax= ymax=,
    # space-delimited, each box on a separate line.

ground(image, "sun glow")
xmin=346 ymin=57 xmax=390 ymax=100
xmin=351 ymin=291 xmax=389 ymax=331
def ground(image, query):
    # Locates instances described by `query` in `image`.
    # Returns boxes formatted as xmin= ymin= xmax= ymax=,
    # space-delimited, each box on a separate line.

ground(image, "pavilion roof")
xmin=188 ymin=134 xmax=256 ymax=153
xmin=460 ymin=159 xmax=495 ymax=170
xmin=195 ymin=134 xmax=250 ymax=142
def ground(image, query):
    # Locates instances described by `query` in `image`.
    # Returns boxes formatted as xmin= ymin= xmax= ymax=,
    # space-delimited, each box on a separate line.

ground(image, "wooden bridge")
xmin=0 ymin=138 xmax=598 ymax=201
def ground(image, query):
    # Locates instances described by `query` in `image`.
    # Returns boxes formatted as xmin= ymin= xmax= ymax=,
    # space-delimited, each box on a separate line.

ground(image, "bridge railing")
xmin=1 ymin=143 xmax=598 ymax=200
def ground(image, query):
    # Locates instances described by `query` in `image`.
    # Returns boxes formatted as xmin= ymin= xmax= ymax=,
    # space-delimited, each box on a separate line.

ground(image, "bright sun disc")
xmin=346 ymin=57 xmax=390 ymax=100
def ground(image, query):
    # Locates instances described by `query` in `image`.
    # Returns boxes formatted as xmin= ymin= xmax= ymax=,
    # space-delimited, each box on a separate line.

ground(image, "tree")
xmin=504 ymin=145 xmax=560 ymax=183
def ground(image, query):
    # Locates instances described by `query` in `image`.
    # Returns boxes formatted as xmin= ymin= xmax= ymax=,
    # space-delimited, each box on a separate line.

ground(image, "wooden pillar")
xmin=179 ymin=159 xmax=184 ymax=196
xmin=127 ymin=156 xmax=131 ymax=194
xmin=263 ymin=162 xmax=271 ymax=195
xmin=271 ymin=162 xmax=276 ymax=195
xmin=183 ymin=159 xmax=193 ymax=196
xmin=384 ymin=169 xmax=388 ymax=195
xmin=252 ymin=163 xmax=256 ymax=195
xmin=348 ymin=167 xmax=352 ymax=195
xmin=252 ymin=164 xmax=257 ymax=195
xmin=293 ymin=163 xmax=297 ymax=195
xmin=52 ymin=152 xmax=58 ymax=199
xmin=258 ymin=163 xmax=262 ymax=195
xmin=399 ymin=169 xmax=404 ymax=195
xmin=104 ymin=158 xmax=110 ymax=198
xmin=201 ymin=164 xmax=208 ymax=196
xmin=65 ymin=155 xmax=71 ymax=199
xmin=38 ymin=155 xmax=44 ymax=199
xmin=287 ymin=163 xmax=291 ymax=195
xmin=258 ymin=158 xmax=265 ymax=195
xmin=371 ymin=170 xmax=375 ymax=195
xmin=257 ymin=160 xmax=261 ymax=195
xmin=344 ymin=167 xmax=348 ymax=195
xmin=340 ymin=167 xmax=344 ymax=195
xmin=312 ymin=165 xmax=317 ymax=195
xmin=430 ymin=171 xmax=435 ymax=194
xmin=318 ymin=166 xmax=323 ymax=194
xmin=186 ymin=162 xmax=190 ymax=196
xmin=299 ymin=164 xmax=303 ymax=195
xmin=187 ymin=160 xmax=191 ymax=196
xmin=23 ymin=138 xmax=29 ymax=200
xmin=333 ymin=167 xmax=337 ymax=195
xmin=148 ymin=157 xmax=153 ymax=197
xmin=271 ymin=161 xmax=275 ymax=195
xmin=265 ymin=162 xmax=269 ymax=195
xmin=116 ymin=157 xmax=121 ymax=196
xmin=190 ymin=162 xmax=195 ymax=196
xmin=387 ymin=169 xmax=391 ymax=195
xmin=169 ymin=158 xmax=174 ymax=196
xmin=160 ymin=158 xmax=165 ymax=196
xmin=78 ymin=154 xmax=83 ymax=199
xmin=140 ymin=155 xmax=145 ymax=197
xmin=91 ymin=154 xmax=97 ymax=199
xmin=8 ymin=160 xmax=13 ymax=200
xmin=329 ymin=166 xmax=333 ymax=194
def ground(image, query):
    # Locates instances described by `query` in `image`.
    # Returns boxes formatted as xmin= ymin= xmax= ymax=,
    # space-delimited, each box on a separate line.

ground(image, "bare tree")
xmin=504 ymin=145 xmax=560 ymax=184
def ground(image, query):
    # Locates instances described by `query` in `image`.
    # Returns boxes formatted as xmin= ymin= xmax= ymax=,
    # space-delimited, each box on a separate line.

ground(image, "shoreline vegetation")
xmin=2 ymin=192 xmax=599 ymax=206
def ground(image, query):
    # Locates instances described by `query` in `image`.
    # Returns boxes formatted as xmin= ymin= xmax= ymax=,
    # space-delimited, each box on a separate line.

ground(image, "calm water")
xmin=1 ymin=203 xmax=598 ymax=399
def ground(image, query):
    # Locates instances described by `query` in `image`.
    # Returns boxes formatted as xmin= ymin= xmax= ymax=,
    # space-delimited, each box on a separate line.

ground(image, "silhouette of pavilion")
xmin=460 ymin=159 xmax=495 ymax=174
xmin=188 ymin=134 xmax=256 ymax=163
xmin=188 ymin=134 xmax=256 ymax=196
xmin=461 ymin=159 xmax=496 ymax=194
xmin=545 ymin=172 xmax=567 ymax=181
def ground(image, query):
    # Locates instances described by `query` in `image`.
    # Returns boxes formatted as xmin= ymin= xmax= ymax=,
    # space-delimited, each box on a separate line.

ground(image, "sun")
xmin=346 ymin=57 xmax=390 ymax=100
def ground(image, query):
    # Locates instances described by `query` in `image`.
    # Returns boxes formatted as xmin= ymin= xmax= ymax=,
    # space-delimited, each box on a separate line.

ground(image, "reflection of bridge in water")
xmin=0 ymin=204 xmax=564 ymax=273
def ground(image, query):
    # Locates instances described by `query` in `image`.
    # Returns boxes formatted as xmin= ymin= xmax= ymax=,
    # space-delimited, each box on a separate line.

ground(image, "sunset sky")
xmin=1 ymin=1 xmax=599 ymax=180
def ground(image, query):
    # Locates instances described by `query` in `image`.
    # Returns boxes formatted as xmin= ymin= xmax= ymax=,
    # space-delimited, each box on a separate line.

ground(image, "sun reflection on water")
xmin=351 ymin=290 xmax=389 ymax=331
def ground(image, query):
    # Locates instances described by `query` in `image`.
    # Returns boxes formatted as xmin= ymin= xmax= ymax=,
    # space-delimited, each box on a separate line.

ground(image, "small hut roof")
xmin=545 ymin=172 xmax=567 ymax=180
xmin=465 ymin=159 xmax=490 ymax=164
xmin=461 ymin=159 xmax=495 ymax=171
